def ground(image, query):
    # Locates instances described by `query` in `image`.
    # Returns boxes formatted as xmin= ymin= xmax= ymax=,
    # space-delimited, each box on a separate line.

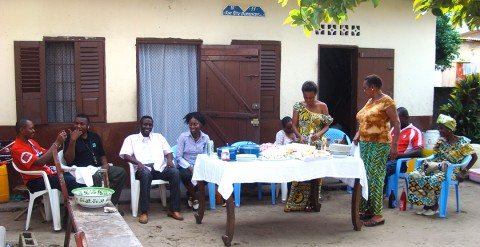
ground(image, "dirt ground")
xmin=1 ymin=180 xmax=480 ymax=247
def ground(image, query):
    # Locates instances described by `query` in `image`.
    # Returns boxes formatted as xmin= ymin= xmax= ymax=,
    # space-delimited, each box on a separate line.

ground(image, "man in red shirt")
xmin=11 ymin=118 xmax=83 ymax=195
xmin=385 ymin=107 xmax=423 ymax=189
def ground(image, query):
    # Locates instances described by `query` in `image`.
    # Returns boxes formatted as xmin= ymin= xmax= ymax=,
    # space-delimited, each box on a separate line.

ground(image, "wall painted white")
xmin=0 ymin=0 xmax=436 ymax=125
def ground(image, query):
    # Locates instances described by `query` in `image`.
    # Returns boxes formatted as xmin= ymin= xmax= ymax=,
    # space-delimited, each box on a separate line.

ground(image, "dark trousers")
xmin=135 ymin=167 xmax=181 ymax=213
xmin=26 ymin=173 xmax=83 ymax=196
xmin=92 ymin=166 xmax=126 ymax=205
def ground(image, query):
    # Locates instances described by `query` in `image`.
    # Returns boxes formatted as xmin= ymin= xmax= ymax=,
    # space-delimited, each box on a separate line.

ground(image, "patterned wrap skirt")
xmin=359 ymin=141 xmax=390 ymax=215
xmin=407 ymin=166 xmax=446 ymax=207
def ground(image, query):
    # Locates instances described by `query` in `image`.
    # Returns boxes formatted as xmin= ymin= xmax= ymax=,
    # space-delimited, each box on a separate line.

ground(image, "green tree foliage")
xmin=435 ymin=15 xmax=462 ymax=71
xmin=279 ymin=0 xmax=480 ymax=37
xmin=440 ymin=73 xmax=480 ymax=143
xmin=413 ymin=0 xmax=480 ymax=31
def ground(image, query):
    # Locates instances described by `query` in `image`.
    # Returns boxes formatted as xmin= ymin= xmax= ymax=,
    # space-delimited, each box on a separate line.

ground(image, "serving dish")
xmin=72 ymin=187 xmax=115 ymax=208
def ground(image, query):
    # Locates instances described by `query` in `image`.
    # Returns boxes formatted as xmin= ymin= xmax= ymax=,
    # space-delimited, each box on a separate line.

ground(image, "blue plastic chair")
xmin=208 ymin=141 xmax=276 ymax=208
xmin=232 ymin=141 xmax=276 ymax=207
xmin=385 ymin=158 xmax=413 ymax=208
xmin=324 ymin=128 xmax=352 ymax=192
xmin=413 ymin=154 xmax=472 ymax=218
xmin=324 ymin=128 xmax=351 ymax=144
xmin=171 ymin=145 xmax=177 ymax=160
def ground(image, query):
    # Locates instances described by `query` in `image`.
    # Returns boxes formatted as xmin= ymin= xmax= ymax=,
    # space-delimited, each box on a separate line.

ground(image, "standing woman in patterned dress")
xmin=284 ymin=81 xmax=333 ymax=212
xmin=353 ymin=74 xmax=400 ymax=227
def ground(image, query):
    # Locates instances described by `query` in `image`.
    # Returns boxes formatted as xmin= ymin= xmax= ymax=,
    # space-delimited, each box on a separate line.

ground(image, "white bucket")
xmin=423 ymin=130 xmax=440 ymax=157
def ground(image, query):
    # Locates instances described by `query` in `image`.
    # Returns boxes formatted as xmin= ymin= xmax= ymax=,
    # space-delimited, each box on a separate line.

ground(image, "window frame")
xmin=14 ymin=37 xmax=106 ymax=124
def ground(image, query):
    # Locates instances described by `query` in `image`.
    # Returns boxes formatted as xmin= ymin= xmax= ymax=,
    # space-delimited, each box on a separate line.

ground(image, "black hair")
xmin=397 ymin=107 xmax=409 ymax=118
xmin=15 ymin=118 xmax=31 ymax=133
xmin=281 ymin=116 xmax=292 ymax=128
xmin=184 ymin=112 xmax=206 ymax=126
xmin=364 ymin=74 xmax=383 ymax=89
xmin=301 ymin=81 xmax=318 ymax=94
xmin=140 ymin=115 xmax=153 ymax=124
xmin=76 ymin=113 xmax=91 ymax=124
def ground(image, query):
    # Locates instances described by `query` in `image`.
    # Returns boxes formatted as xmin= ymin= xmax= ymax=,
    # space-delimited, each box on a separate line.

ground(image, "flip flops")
xmin=363 ymin=219 xmax=385 ymax=227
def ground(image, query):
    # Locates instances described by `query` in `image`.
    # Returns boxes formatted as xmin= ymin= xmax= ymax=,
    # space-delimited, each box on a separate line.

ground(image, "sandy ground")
xmin=1 ymin=180 xmax=480 ymax=247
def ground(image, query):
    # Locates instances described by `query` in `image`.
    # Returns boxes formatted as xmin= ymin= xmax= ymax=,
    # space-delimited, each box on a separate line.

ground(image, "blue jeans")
xmin=135 ymin=167 xmax=181 ymax=213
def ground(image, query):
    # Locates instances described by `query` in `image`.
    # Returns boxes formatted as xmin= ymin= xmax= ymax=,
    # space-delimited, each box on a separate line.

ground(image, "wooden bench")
xmin=52 ymin=149 xmax=142 ymax=247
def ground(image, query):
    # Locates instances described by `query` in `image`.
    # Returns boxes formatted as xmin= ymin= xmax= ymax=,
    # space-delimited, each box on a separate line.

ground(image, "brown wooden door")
xmin=199 ymin=45 xmax=261 ymax=147
xmin=231 ymin=41 xmax=282 ymax=144
xmin=356 ymin=48 xmax=394 ymax=111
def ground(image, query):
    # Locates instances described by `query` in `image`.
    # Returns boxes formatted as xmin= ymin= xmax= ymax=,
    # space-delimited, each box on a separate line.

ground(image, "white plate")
xmin=236 ymin=154 xmax=257 ymax=159
xmin=293 ymin=155 xmax=332 ymax=161
xmin=330 ymin=151 xmax=350 ymax=155
xmin=236 ymin=158 xmax=258 ymax=162
xmin=259 ymin=156 xmax=291 ymax=161
xmin=332 ymin=154 xmax=348 ymax=158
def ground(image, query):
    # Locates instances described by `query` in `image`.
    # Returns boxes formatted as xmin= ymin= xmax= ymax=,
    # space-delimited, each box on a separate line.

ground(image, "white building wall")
xmin=0 ymin=0 xmax=436 ymax=125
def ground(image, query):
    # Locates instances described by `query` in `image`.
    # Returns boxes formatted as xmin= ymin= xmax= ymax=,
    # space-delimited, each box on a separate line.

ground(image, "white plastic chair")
xmin=11 ymin=161 xmax=61 ymax=231
xmin=275 ymin=183 xmax=288 ymax=203
xmin=128 ymin=162 xmax=168 ymax=217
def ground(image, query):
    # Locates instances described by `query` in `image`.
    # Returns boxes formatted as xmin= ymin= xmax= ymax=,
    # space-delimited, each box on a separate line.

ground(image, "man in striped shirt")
xmin=385 ymin=107 xmax=423 ymax=190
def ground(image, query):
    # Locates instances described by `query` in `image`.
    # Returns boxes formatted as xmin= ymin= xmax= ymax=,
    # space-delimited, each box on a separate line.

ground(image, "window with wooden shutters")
xmin=14 ymin=39 xmax=106 ymax=124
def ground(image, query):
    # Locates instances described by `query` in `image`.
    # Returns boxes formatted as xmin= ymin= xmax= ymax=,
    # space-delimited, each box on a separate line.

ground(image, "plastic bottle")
xmin=321 ymin=135 xmax=327 ymax=150
xmin=307 ymin=129 xmax=314 ymax=145
xmin=399 ymin=188 xmax=407 ymax=211
xmin=388 ymin=190 xmax=396 ymax=208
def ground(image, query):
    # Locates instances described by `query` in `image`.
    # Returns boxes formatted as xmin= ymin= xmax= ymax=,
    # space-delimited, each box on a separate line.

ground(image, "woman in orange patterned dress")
xmin=353 ymin=74 xmax=400 ymax=227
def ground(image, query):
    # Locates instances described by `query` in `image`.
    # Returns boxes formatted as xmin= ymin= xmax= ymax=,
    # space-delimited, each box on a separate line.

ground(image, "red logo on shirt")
xmin=20 ymin=152 xmax=33 ymax=164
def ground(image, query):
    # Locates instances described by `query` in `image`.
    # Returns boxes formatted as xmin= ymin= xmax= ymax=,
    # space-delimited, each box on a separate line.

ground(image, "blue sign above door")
xmin=223 ymin=5 xmax=265 ymax=17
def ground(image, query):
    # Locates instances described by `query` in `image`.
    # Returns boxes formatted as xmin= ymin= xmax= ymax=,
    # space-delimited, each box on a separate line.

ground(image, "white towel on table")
xmin=68 ymin=165 xmax=98 ymax=187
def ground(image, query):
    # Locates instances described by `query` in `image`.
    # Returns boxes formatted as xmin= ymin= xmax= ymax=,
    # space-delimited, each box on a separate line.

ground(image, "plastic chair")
xmin=208 ymin=141 xmax=276 ymax=208
xmin=128 ymin=145 xmax=174 ymax=217
xmin=324 ymin=128 xmax=351 ymax=144
xmin=324 ymin=128 xmax=353 ymax=192
xmin=385 ymin=158 xmax=413 ymax=208
xmin=11 ymin=161 xmax=62 ymax=231
xmin=413 ymin=154 xmax=472 ymax=218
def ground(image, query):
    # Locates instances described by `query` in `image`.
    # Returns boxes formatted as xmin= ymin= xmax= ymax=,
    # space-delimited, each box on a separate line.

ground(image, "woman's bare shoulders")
xmin=315 ymin=101 xmax=328 ymax=114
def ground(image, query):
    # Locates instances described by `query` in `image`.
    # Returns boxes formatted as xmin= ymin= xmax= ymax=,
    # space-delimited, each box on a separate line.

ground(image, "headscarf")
xmin=436 ymin=114 xmax=456 ymax=131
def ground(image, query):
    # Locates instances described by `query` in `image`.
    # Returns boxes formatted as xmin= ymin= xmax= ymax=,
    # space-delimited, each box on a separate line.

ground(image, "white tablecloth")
xmin=192 ymin=154 xmax=369 ymax=200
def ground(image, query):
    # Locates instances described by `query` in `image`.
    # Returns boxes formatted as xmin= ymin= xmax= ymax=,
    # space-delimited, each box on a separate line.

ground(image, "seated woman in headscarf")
xmin=408 ymin=114 xmax=477 ymax=216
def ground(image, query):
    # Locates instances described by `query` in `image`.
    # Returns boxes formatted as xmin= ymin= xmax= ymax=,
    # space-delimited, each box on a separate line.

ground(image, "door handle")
xmin=251 ymin=118 xmax=259 ymax=127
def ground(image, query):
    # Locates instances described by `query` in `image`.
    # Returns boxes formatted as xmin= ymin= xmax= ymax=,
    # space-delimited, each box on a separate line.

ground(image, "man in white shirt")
xmin=119 ymin=115 xmax=183 ymax=224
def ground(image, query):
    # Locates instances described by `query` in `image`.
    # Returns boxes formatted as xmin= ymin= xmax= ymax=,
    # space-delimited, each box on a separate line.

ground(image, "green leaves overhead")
xmin=279 ymin=0 xmax=376 ymax=37
xmin=413 ymin=0 xmax=480 ymax=30
xmin=278 ymin=0 xmax=479 ymax=37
